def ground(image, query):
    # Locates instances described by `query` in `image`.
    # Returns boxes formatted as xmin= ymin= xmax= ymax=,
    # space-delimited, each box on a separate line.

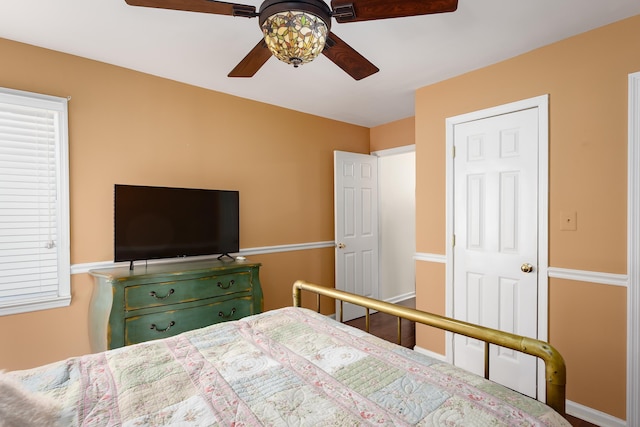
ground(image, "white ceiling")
xmin=1 ymin=1 xmax=639 ymax=127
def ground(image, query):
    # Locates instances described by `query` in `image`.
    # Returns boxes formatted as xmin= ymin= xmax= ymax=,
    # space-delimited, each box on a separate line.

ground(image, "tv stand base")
xmin=217 ymin=253 xmax=235 ymax=261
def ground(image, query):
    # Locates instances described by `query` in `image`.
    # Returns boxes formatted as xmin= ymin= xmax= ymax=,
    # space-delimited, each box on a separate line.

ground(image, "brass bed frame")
xmin=292 ymin=280 xmax=567 ymax=417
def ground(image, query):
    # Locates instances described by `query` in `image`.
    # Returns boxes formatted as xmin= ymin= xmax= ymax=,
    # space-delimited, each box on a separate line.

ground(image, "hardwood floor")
xmin=344 ymin=298 xmax=598 ymax=427
xmin=343 ymin=298 xmax=416 ymax=348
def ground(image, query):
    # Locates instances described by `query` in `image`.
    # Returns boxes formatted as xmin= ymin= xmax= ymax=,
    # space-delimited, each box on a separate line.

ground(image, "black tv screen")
xmin=114 ymin=184 xmax=239 ymax=263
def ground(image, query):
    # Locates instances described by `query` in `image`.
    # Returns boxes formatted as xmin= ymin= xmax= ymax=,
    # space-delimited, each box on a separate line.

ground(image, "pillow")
xmin=0 ymin=372 xmax=63 ymax=427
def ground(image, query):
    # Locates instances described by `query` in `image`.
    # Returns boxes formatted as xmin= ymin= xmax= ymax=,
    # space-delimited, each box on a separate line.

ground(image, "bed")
xmin=2 ymin=280 xmax=569 ymax=426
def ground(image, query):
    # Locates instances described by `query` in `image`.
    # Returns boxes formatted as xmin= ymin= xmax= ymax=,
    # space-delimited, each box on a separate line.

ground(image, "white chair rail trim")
xmin=414 ymin=252 xmax=447 ymax=263
xmin=415 ymin=252 xmax=628 ymax=288
xmin=70 ymin=241 xmax=335 ymax=275
xmin=547 ymin=267 xmax=628 ymax=287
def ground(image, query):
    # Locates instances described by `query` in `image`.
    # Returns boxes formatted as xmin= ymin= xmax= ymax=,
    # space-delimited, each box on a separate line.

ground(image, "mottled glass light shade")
xmin=261 ymin=11 xmax=328 ymax=67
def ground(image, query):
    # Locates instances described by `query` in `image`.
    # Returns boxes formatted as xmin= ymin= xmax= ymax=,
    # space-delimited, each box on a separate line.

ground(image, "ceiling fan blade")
xmin=124 ymin=0 xmax=256 ymax=17
xmin=331 ymin=0 xmax=457 ymax=23
xmin=228 ymin=40 xmax=272 ymax=78
xmin=322 ymin=32 xmax=379 ymax=81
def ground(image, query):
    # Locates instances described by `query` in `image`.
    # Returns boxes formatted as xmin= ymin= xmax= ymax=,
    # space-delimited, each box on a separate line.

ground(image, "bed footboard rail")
xmin=292 ymin=280 xmax=566 ymax=417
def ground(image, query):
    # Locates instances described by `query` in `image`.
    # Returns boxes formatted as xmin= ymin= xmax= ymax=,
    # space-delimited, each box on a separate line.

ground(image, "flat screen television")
xmin=114 ymin=184 xmax=239 ymax=267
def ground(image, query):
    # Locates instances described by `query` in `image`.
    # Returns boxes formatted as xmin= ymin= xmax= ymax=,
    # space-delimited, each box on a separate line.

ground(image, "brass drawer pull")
xmin=217 ymin=279 xmax=235 ymax=289
xmin=149 ymin=289 xmax=175 ymax=300
xmin=150 ymin=321 xmax=175 ymax=332
xmin=218 ymin=308 xmax=237 ymax=318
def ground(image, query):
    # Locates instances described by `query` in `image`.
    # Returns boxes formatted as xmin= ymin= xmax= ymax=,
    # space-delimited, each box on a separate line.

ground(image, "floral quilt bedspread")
xmin=10 ymin=307 xmax=569 ymax=426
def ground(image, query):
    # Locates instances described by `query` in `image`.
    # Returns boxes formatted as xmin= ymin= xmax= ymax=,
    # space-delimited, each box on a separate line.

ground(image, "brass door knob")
xmin=521 ymin=263 xmax=534 ymax=273
xmin=337 ymin=243 xmax=346 ymax=249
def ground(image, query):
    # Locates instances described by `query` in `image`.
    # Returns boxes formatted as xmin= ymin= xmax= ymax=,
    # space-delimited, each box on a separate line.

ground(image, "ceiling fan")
xmin=124 ymin=0 xmax=458 ymax=80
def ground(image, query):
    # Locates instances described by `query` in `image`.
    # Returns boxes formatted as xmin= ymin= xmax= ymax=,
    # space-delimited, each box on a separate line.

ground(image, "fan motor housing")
xmin=258 ymin=0 xmax=333 ymax=29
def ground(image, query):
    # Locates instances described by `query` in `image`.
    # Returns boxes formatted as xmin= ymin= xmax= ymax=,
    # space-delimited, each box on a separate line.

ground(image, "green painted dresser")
xmin=88 ymin=259 xmax=262 ymax=352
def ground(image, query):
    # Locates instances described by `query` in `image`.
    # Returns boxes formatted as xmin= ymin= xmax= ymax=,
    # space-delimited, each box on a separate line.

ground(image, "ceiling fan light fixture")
xmin=126 ymin=0 xmax=459 ymax=80
xmin=261 ymin=10 xmax=328 ymax=67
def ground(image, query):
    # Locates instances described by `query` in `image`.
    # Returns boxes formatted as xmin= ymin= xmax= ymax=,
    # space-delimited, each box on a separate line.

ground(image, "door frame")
xmin=444 ymin=94 xmax=549 ymax=396
xmin=373 ymin=145 xmax=416 ymax=303
xmin=627 ymin=71 xmax=640 ymax=427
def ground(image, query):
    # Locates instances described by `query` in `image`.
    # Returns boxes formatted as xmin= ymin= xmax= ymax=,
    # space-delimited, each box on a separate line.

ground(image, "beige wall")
xmin=370 ymin=116 xmax=415 ymax=152
xmin=0 ymin=37 xmax=369 ymax=370
xmin=415 ymin=15 xmax=639 ymax=419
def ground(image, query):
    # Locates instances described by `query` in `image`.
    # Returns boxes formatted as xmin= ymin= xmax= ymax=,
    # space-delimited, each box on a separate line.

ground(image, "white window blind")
xmin=0 ymin=87 xmax=70 ymax=316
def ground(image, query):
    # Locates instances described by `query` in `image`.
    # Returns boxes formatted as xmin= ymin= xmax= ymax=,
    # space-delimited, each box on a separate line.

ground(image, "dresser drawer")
xmin=89 ymin=260 xmax=262 ymax=351
xmin=124 ymin=271 xmax=252 ymax=311
xmin=125 ymin=297 xmax=254 ymax=345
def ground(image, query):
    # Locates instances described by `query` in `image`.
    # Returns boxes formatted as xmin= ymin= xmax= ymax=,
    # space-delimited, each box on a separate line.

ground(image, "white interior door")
xmin=452 ymin=107 xmax=540 ymax=397
xmin=334 ymin=151 xmax=379 ymax=321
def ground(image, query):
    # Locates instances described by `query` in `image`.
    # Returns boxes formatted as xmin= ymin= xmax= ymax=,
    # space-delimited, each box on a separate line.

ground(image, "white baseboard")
xmin=412 ymin=345 xmax=447 ymax=362
xmin=385 ymin=292 xmax=415 ymax=305
xmin=566 ymin=400 xmax=626 ymax=427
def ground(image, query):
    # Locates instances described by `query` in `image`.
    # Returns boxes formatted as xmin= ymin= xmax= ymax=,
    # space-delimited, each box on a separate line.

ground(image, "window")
xmin=0 ymin=87 xmax=70 ymax=315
